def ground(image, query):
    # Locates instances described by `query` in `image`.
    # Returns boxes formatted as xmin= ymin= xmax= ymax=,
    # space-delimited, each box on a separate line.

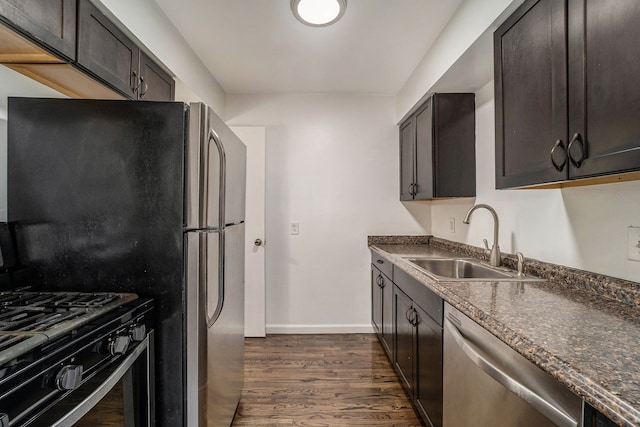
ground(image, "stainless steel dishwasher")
xmin=443 ymin=303 xmax=583 ymax=427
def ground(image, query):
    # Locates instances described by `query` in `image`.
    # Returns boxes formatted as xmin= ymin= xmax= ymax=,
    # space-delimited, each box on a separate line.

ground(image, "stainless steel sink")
xmin=405 ymin=258 xmax=541 ymax=281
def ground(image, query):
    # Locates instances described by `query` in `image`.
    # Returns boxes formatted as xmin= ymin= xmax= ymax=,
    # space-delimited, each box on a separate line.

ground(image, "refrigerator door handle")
xmin=203 ymin=128 xmax=226 ymax=230
xmin=204 ymin=231 xmax=225 ymax=328
xmin=203 ymin=127 xmax=227 ymax=328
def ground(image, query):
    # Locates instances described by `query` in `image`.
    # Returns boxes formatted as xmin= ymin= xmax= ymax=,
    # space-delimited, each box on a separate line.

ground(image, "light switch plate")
xmin=449 ymin=217 xmax=455 ymax=233
xmin=628 ymin=226 xmax=640 ymax=261
xmin=290 ymin=222 xmax=299 ymax=235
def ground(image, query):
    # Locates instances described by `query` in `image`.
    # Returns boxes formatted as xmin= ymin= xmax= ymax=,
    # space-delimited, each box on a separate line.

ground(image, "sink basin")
xmin=405 ymin=258 xmax=542 ymax=281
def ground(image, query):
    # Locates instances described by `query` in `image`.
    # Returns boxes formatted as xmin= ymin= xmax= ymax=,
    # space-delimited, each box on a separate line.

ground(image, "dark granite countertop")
xmin=369 ymin=236 xmax=640 ymax=427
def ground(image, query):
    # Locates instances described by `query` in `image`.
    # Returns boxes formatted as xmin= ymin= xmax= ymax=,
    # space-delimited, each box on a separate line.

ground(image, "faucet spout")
xmin=463 ymin=204 xmax=501 ymax=267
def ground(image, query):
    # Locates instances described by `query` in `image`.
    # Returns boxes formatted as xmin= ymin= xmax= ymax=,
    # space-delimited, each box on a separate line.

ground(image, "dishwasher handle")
xmin=445 ymin=317 xmax=578 ymax=427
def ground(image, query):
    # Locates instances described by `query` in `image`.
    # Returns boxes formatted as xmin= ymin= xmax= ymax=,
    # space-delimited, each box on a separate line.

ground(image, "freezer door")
xmin=186 ymin=104 xmax=246 ymax=229
xmin=185 ymin=104 xmax=205 ymax=230
xmin=207 ymin=108 xmax=246 ymax=226
xmin=207 ymin=223 xmax=245 ymax=427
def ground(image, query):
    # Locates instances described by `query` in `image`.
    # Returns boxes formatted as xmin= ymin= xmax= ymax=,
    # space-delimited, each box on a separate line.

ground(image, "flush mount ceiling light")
xmin=291 ymin=0 xmax=347 ymax=27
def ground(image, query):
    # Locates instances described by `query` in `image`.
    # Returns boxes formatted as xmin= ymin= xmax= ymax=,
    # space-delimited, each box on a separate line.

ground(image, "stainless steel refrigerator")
xmin=7 ymin=98 xmax=246 ymax=427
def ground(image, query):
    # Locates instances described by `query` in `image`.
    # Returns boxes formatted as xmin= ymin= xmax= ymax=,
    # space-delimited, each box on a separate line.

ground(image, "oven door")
xmin=0 ymin=332 xmax=155 ymax=427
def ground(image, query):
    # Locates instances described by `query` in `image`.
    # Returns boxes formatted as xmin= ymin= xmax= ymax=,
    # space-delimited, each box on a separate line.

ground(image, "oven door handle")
xmin=50 ymin=336 xmax=150 ymax=427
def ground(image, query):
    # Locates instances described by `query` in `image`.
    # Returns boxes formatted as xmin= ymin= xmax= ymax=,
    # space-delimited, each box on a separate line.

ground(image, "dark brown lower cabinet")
xmin=393 ymin=282 xmax=443 ymax=427
xmin=394 ymin=287 xmax=414 ymax=391
xmin=414 ymin=302 xmax=443 ymax=426
xmin=583 ymin=404 xmax=618 ymax=427
xmin=371 ymin=265 xmax=383 ymax=335
xmin=371 ymin=264 xmax=393 ymax=358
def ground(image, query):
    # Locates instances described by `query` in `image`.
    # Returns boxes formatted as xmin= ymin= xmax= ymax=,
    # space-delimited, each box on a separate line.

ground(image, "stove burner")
xmin=0 ymin=292 xmax=138 ymax=367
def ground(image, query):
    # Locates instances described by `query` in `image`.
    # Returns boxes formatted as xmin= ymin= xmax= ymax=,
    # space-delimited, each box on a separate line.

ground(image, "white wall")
xmin=226 ymin=94 xmax=430 ymax=332
xmin=396 ymin=0 xmax=522 ymax=122
xmin=98 ymin=0 xmax=226 ymax=117
xmin=430 ymin=82 xmax=640 ymax=283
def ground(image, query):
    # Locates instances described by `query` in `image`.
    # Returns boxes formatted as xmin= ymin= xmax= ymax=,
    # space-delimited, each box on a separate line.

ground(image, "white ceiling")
xmin=153 ymin=0 xmax=464 ymax=95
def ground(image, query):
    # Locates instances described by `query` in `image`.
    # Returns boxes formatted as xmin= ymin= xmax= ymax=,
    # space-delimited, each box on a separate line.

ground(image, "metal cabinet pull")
xmin=139 ymin=75 xmax=149 ymax=98
xmin=550 ymin=139 xmax=567 ymax=172
xmin=567 ymin=133 xmax=585 ymax=168
xmin=405 ymin=307 xmax=413 ymax=323
xmin=131 ymin=71 xmax=140 ymax=95
xmin=405 ymin=307 xmax=418 ymax=326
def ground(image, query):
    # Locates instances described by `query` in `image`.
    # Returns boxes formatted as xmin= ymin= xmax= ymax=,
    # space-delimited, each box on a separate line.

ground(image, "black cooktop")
xmin=0 ymin=291 xmax=138 ymax=366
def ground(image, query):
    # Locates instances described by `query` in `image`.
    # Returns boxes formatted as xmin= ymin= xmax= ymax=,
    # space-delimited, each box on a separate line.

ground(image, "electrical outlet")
xmin=290 ymin=222 xmax=299 ymax=235
xmin=449 ymin=217 xmax=455 ymax=233
xmin=628 ymin=226 xmax=640 ymax=261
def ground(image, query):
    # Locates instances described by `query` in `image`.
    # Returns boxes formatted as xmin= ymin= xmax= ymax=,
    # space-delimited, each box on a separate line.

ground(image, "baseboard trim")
xmin=265 ymin=324 xmax=375 ymax=334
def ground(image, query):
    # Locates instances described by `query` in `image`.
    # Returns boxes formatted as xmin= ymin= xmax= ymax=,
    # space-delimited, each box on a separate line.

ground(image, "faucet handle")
xmin=516 ymin=252 xmax=525 ymax=276
xmin=482 ymin=239 xmax=491 ymax=257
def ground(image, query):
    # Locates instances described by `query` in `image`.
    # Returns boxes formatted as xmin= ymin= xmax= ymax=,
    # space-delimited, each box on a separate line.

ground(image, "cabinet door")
xmin=414 ymin=99 xmax=434 ymax=199
xmin=394 ymin=286 xmax=414 ymax=393
xmin=371 ymin=265 xmax=383 ymax=335
xmin=583 ymin=404 xmax=618 ymax=427
xmin=139 ymin=51 xmax=175 ymax=101
xmin=0 ymin=0 xmax=76 ymax=60
xmin=414 ymin=304 xmax=443 ymax=427
xmin=399 ymin=118 xmax=416 ymax=201
xmin=494 ymin=0 xmax=568 ymax=188
xmin=433 ymin=93 xmax=476 ymax=198
xmin=567 ymin=0 xmax=640 ymax=178
xmin=77 ymin=0 xmax=138 ymax=99
xmin=381 ymin=271 xmax=394 ymax=360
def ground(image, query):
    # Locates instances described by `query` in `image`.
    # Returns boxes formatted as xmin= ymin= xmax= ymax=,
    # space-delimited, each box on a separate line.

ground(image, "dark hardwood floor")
xmin=231 ymin=334 xmax=423 ymax=427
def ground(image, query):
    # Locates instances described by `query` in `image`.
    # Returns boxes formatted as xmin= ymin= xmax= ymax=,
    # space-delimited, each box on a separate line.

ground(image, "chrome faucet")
xmin=463 ymin=204 xmax=501 ymax=267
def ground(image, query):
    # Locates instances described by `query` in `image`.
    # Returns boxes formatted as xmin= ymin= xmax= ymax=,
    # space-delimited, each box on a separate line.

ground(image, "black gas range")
xmin=0 ymin=291 xmax=154 ymax=426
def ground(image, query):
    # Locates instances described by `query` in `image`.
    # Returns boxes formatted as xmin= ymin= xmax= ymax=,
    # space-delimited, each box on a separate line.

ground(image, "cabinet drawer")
xmin=371 ymin=251 xmax=393 ymax=279
xmin=394 ymin=267 xmax=443 ymax=326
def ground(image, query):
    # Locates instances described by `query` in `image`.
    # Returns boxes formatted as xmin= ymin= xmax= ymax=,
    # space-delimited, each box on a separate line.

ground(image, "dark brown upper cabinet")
xmin=139 ymin=51 xmax=175 ymax=102
xmin=77 ymin=0 xmax=138 ymax=98
xmin=568 ymin=0 xmax=640 ymax=179
xmin=0 ymin=0 xmax=174 ymax=101
xmin=399 ymin=93 xmax=476 ymax=200
xmin=76 ymin=0 xmax=174 ymax=101
xmin=0 ymin=0 xmax=77 ymax=61
xmin=495 ymin=0 xmax=640 ymax=189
